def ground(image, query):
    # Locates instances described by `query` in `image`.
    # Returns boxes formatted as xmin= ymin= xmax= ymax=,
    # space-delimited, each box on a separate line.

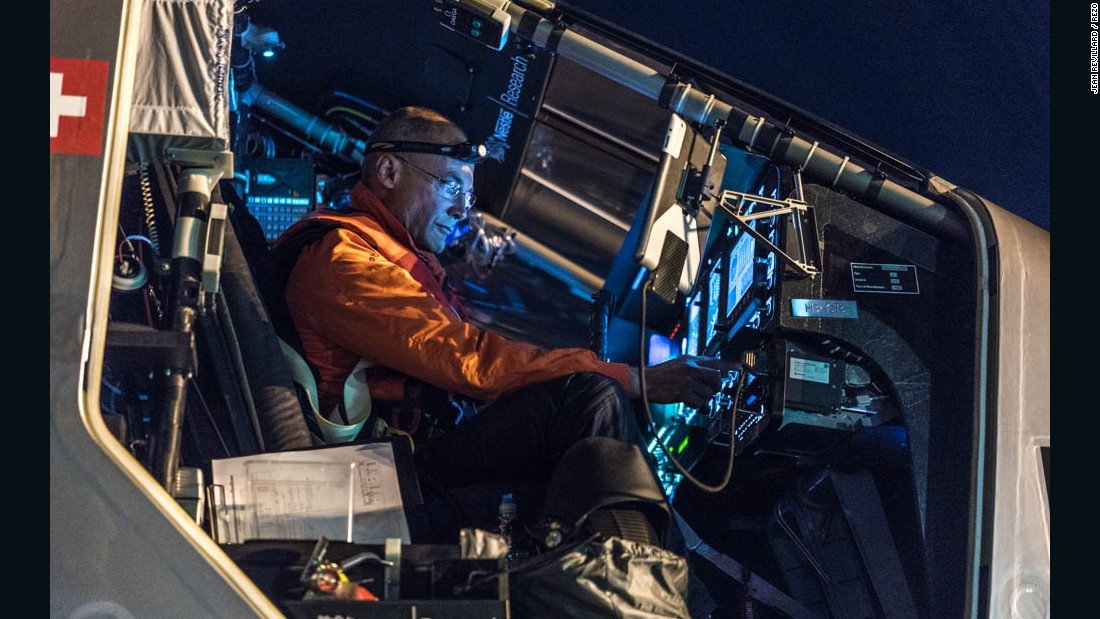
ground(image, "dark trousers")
xmin=416 ymin=371 xmax=647 ymax=486
xmin=413 ymin=372 xmax=648 ymax=542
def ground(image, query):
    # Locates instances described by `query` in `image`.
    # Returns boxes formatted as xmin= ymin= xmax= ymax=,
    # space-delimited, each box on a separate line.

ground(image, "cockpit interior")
xmin=54 ymin=1 xmax=1049 ymax=618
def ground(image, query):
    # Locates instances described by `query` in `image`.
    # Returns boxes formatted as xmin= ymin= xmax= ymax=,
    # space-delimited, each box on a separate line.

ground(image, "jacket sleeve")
xmin=286 ymin=228 xmax=630 ymax=401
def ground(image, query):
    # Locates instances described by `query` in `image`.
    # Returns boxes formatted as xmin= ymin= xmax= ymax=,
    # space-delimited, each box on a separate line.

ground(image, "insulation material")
xmin=128 ymin=0 xmax=233 ymax=163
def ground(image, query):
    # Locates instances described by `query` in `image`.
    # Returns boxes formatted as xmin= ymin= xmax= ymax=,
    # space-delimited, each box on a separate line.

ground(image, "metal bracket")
xmin=166 ymin=147 xmax=235 ymax=180
xmin=717 ymin=170 xmax=820 ymax=277
xmin=384 ymin=537 xmax=402 ymax=600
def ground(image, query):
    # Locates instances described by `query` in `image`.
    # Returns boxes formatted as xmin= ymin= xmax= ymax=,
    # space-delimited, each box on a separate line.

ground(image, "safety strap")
xmin=277 ymin=337 xmax=389 ymax=444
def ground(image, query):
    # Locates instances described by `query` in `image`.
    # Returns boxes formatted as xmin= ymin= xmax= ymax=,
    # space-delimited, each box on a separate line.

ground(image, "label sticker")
xmin=791 ymin=298 xmax=858 ymax=318
xmin=789 ymin=357 xmax=831 ymax=385
xmin=851 ymin=262 xmax=919 ymax=294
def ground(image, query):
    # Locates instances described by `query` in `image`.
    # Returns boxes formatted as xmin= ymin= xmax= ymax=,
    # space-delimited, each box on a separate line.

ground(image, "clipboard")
xmin=207 ymin=438 xmax=425 ymax=544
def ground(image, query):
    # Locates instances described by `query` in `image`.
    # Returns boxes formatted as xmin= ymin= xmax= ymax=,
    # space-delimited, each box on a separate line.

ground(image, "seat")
xmin=221 ymin=179 xmax=394 ymax=447
xmin=217 ymin=180 xmax=316 ymax=452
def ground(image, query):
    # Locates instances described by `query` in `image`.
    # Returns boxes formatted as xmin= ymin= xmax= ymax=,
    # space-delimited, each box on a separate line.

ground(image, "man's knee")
xmin=565 ymin=371 xmax=625 ymax=399
xmin=561 ymin=371 xmax=641 ymax=443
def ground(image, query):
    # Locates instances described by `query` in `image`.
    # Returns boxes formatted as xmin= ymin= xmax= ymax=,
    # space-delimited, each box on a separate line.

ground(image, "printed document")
xmin=210 ymin=442 xmax=410 ymax=544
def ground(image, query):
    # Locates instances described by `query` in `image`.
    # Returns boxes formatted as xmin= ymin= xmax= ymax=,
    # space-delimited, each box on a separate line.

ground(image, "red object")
xmin=50 ymin=57 xmax=109 ymax=156
xmin=314 ymin=569 xmax=340 ymax=593
xmin=354 ymin=586 xmax=379 ymax=601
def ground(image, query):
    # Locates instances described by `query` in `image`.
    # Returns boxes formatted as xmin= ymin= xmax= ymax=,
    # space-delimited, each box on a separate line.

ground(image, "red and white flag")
xmin=50 ymin=57 xmax=109 ymax=156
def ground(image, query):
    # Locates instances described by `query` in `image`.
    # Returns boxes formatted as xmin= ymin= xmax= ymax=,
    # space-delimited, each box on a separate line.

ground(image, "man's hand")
xmin=626 ymin=355 xmax=741 ymax=409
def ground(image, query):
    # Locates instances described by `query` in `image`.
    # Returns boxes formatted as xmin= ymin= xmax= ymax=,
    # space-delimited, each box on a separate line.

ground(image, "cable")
xmin=328 ymin=90 xmax=389 ymax=117
xmin=774 ymin=501 xmax=831 ymax=586
xmin=139 ymin=163 xmax=161 ymax=255
xmin=323 ymin=105 xmax=378 ymax=128
xmin=115 ymin=223 xmax=163 ymax=325
xmin=187 ymin=378 xmax=234 ymax=458
xmin=122 ymin=234 xmax=160 ymax=258
xmin=322 ymin=108 xmax=376 ymax=147
xmin=100 ymin=367 xmax=123 ymax=416
xmin=638 ymin=276 xmax=743 ymax=493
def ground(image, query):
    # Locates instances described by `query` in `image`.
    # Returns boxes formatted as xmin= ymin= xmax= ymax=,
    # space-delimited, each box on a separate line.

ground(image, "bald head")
xmin=361 ymin=106 xmax=467 ymax=183
xmin=361 ymin=106 xmax=476 ymax=253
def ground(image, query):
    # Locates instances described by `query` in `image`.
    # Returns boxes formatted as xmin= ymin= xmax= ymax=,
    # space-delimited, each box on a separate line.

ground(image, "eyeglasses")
xmin=394 ymin=156 xmax=477 ymax=210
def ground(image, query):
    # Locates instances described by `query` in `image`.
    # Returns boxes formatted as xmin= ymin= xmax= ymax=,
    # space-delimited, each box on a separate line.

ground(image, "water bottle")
xmin=498 ymin=493 xmax=517 ymax=541
xmin=498 ymin=493 xmax=528 ymax=562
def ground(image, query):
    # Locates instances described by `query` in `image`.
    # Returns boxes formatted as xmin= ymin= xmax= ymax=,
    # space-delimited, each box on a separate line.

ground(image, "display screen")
xmin=648 ymin=333 xmax=676 ymax=366
xmin=685 ymin=292 xmax=701 ymax=356
xmin=726 ymin=228 xmax=757 ymax=320
xmin=705 ymin=264 xmax=722 ymax=347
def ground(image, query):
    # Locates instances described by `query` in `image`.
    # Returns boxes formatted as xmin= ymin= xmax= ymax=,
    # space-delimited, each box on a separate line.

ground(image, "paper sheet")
xmin=210 ymin=442 xmax=410 ymax=544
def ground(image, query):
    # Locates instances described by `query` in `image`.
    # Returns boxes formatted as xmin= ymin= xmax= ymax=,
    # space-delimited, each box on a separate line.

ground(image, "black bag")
xmin=510 ymin=533 xmax=691 ymax=619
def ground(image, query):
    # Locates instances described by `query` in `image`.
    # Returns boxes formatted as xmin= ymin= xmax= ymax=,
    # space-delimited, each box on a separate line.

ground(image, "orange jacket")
xmin=274 ymin=182 xmax=630 ymax=414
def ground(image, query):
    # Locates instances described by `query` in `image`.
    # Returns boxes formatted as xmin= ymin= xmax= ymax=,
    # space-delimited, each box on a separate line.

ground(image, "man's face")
xmin=391 ymin=152 xmax=475 ymax=254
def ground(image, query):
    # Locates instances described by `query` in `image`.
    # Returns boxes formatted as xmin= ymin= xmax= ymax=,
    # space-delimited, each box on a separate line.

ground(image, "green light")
xmin=471 ymin=29 xmax=481 ymax=37
xmin=677 ymin=436 xmax=690 ymax=454
xmin=472 ymin=19 xmax=482 ymax=27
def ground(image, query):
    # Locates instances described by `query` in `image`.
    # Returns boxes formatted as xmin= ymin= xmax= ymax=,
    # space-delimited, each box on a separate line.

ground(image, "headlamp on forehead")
xmin=366 ymin=140 xmax=488 ymax=164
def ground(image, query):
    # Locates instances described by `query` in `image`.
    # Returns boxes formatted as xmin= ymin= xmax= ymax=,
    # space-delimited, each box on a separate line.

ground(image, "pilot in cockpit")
xmin=273 ymin=105 xmax=737 ymax=618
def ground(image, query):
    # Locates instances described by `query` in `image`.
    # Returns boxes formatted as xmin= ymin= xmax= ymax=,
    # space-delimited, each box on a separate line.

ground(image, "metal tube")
xmin=240 ymin=82 xmax=366 ymax=160
xmin=154 ymin=168 xmax=218 ymax=492
xmin=154 ymin=370 xmax=189 ymax=490
xmin=503 ymin=3 xmax=970 ymax=243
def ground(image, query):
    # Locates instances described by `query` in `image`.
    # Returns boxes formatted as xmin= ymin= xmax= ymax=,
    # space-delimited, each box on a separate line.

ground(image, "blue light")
xmin=262 ymin=49 xmax=275 ymax=58
xmin=648 ymin=333 xmax=675 ymax=366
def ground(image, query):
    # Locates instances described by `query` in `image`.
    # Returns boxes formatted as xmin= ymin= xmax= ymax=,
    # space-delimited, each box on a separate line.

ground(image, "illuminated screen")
xmin=726 ymin=228 xmax=756 ymax=319
xmin=705 ymin=265 xmax=721 ymax=346
xmin=648 ymin=333 xmax=676 ymax=366
xmin=685 ymin=292 xmax=701 ymax=356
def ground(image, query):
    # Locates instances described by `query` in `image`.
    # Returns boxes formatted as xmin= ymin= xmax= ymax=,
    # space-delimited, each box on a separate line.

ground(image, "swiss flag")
xmin=50 ymin=57 xmax=109 ymax=156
